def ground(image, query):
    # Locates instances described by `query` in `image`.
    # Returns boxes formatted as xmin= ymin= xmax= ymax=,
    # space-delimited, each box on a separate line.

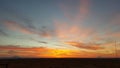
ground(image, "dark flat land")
xmin=0 ymin=58 xmax=120 ymax=68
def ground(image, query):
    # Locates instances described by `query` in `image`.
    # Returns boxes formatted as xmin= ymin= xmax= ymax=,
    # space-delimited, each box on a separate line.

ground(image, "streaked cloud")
xmin=64 ymin=41 xmax=104 ymax=50
xmin=0 ymin=29 xmax=8 ymax=36
xmin=53 ymin=0 xmax=94 ymax=42
xmin=4 ymin=20 xmax=52 ymax=39
xmin=4 ymin=21 xmax=35 ymax=34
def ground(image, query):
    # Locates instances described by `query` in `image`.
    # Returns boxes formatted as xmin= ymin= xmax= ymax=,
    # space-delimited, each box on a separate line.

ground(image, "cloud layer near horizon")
xmin=0 ymin=45 xmax=118 ymax=58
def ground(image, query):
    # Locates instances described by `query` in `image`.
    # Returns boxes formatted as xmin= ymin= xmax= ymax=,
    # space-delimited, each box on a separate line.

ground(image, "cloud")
xmin=53 ymin=19 xmax=95 ymax=41
xmin=4 ymin=21 xmax=36 ymax=34
xmin=2 ymin=7 xmax=53 ymax=38
xmin=0 ymin=44 xmax=118 ymax=58
xmin=60 ymin=3 xmax=74 ymax=20
xmin=39 ymin=26 xmax=52 ymax=38
xmin=2 ymin=20 xmax=53 ymax=46
xmin=110 ymin=13 xmax=120 ymax=25
xmin=103 ymin=13 xmax=120 ymax=32
xmin=103 ymin=31 xmax=120 ymax=39
xmin=30 ymin=38 xmax=48 ymax=44
xmin=0 ymin=29 xmax=8 ymax=36
xmin=0 ymin=45 xmax=46 ymax=51
xmin=75 ymin=0 xmax=90 ymax=22
xmin=64 ymin=41 xmax=104 ymax=50
xmin=60 ymin=0 xmax=90 ymax=23
xmin=3 ymin=20 xmax=53 ymax=39
xmin=1 ymin=7 xmax=34 ymax=25
xmin=53 ymin=0 xmax=93 ymax=41
xmin=108 ymin=32 xmax=120 ymax=37
xmin=0 ymin=45 xmax=50 ymax=58
xmin=0 ymin=45 xmax=99 ymax=58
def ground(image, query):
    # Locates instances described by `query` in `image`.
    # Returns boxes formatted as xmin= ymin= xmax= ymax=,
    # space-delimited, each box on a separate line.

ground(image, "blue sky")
xmin=0 ymin=0 xmax=120 ymax=50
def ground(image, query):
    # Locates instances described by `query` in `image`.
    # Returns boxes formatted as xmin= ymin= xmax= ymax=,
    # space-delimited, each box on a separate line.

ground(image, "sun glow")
xmin=40 ymin=49 xmax=79 ymax=58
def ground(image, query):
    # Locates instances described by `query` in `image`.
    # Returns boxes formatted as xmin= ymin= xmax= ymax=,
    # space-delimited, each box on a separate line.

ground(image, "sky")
xmin=0 ymin=0 xmax=120 ymax=58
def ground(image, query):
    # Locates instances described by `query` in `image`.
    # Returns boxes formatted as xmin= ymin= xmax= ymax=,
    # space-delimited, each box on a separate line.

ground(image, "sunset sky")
xmin=0 ymin=0 xmax=120 ymax=58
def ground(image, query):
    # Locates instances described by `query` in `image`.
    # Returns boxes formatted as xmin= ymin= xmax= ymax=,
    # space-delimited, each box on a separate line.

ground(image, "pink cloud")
xmin=4 ymin=21 xmax=35 ymax=34
xmin=64 ymin=41 xmax=104 ymax=50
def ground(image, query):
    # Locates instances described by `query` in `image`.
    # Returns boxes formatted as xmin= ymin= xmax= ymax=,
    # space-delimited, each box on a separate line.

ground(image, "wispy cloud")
xmin=74 ymin=0 xmax=90 ymax=23
xmin=108 ymin=32 xmax=120 ymax=37
xmin=4 ymin=21 xmax=36 ymax=34
xmin=60 ymin=0 xmax=90 ymax=23
xmin=53 ymin=19 xmax=95 ymax=42
xmin=1 ymin=7 xmax=39 ymax=36
xmin=64 ymin=41 xmax=104 ymax=50
xmin=30 ymin=38 xmax=48 ymax=44
xmin=52 ymin=0 xmax=93 ymax=41
xmin=110 ymin=13 xmax=120 ymax=25
xmin=4 ymin=20 xmax=53 ymax=39
xmin=0 ymin=29 xmax=8 ymax=36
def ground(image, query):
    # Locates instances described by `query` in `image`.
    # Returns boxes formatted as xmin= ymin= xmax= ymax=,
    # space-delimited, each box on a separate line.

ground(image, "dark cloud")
xmin=30 ymin=38 xmax=48 ymax=44
xmin=37 ymin=41 xmax=48 ymax=44
xmin=0 ymin=45 xmax=45 ymax=50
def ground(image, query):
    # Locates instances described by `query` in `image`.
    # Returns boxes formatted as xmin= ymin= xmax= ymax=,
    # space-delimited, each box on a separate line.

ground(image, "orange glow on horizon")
xmin=0 ymin=46 xmax=119 ymax=58
xmin=38 ymin=49 xmax=79 ymax=58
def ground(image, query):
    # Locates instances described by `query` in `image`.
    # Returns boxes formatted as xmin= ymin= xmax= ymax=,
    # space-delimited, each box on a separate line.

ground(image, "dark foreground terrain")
xmin=0 ymin=58 xmax=120 ymax=68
